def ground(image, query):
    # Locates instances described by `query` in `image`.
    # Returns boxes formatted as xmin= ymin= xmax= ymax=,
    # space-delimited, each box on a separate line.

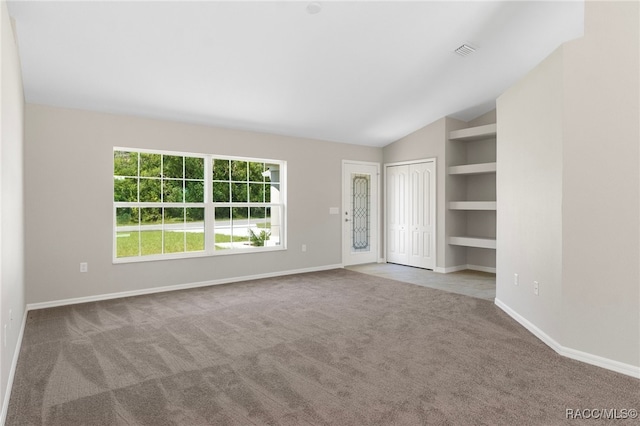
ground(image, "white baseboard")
xmin=27 ymin=264 xmax=344 ymax=311
xmin=434 ymin=264 xmax=496 ymax=274
xmin=494 ymin=298 xmax=563 ymax=353
xmin=434 ymin=265 xmax=467 ymax=273
xmin=1 ymin=309 xmax=27 ymax=426
xmin=466 ymin=264 xmax=496 ymax=274
xmin=495 ymin=298 xmax=640 ymax=379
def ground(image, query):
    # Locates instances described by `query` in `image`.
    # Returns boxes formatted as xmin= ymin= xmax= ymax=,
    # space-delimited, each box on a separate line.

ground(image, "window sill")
xmin=112 ymin=245 xmax=286 ymax=264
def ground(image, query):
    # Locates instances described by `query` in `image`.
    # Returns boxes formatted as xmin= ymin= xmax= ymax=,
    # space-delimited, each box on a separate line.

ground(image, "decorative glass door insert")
xmin=351 ymin=173 xmax=371 ymax=252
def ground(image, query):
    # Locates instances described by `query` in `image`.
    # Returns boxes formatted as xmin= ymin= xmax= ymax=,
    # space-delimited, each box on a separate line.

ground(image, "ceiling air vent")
xmin=454 ymin=44 xmax=476 ymax=57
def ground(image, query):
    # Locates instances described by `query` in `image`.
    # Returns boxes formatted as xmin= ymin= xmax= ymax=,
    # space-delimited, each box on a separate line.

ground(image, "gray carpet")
xmin=6 ymin=269 xmax=639 ymax=425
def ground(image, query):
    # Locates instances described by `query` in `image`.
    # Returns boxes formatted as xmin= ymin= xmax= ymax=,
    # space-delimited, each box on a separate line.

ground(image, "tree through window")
xmin=114 ymin=148 xmax=285 ymax=261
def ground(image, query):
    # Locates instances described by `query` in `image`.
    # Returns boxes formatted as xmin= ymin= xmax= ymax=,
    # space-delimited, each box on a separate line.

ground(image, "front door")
xmin=342 ymin=161 xmax=379 ymax=265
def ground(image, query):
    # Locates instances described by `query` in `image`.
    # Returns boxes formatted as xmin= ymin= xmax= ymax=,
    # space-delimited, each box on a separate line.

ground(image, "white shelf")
xmin=448 ymin=236 xmax=496 ymax=249
xmin=449 ymin=123 xmax=497 ymax=141
xmin=449 ymin=201 xmax=497 ymax=211
xmin=446 ymin=121 xmax=497 ymax=261
xmin=448 ymin=162 xmax=496 ymax=175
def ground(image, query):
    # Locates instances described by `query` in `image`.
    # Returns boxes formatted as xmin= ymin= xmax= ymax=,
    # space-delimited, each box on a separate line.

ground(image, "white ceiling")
xmin=7 ymin=0 xmax=584 ymax=147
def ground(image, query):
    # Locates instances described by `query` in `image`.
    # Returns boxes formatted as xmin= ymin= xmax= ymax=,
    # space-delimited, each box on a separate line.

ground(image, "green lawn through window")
xmin=116 ymin=231 xmax=250 ymax=257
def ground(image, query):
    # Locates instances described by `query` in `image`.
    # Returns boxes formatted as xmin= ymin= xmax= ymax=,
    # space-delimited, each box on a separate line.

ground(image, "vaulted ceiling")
xmin=8 ymin=1 xmax=584 ymax=147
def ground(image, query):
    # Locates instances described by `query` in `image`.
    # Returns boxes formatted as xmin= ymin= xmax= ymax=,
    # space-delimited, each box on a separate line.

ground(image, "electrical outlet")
xmin=514 ymin=273 xmax=519 ymax=286
xmin=533 ymin=281 xmax=539 ymax=296
xmin=301 ymin=244 xmax=307 ymax=252
xmin=80 ymin=262 xmax=88 ymax=273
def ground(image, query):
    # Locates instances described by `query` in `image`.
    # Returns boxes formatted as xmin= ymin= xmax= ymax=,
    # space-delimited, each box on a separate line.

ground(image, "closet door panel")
xmin=408 ymin=162 xmax=435 ymax=269
xmin=386 ymin=165 xmax=409 ymax=265
xmin=386 ymin=161 xmax=436 ymax=269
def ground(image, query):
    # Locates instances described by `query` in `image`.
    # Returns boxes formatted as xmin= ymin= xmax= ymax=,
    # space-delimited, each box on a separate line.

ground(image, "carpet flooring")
xmin=6 ymin=269 xmax=639 ymax=425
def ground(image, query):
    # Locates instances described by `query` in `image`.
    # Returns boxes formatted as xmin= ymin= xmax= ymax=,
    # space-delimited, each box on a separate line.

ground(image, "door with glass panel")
xmin=342 ymin=161 xmax=379 ymax=265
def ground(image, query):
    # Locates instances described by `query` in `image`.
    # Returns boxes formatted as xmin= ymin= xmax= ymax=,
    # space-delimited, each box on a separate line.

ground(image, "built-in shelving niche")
xmin=447 ymin=123 xmax=497 ymax=254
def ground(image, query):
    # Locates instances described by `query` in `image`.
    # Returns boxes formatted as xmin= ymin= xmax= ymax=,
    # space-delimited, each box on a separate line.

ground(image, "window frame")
xmin=113 ymin=147 xmax=287 ymax=263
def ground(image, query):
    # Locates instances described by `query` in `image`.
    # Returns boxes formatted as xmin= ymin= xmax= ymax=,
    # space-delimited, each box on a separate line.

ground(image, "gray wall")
xmin=467 ymin=110 xmax=496 ymax=127
xmin=382 ymin=118 xmax=448 ymax=270
xmin=497 ymin=0 xmax=639 ymax=369
xmin=1 ymin=1 xmax=25 ymax=418
xmin=560 ymin=0 xmax=639 ymax=366
xmin=496 ymin=47 xmax=564 ymax=341
xmin=24 ymin=104 xmax=382 ymax=304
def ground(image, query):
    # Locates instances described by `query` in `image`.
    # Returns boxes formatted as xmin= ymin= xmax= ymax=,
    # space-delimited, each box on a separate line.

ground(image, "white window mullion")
xmin=182 ymin=206 xmax=186 ymax=255
xmin=136 ymin=152 xmax=142 ymax=257
xmin=204 ymin=156 xmax=215 ymax=255
xmin=114 ymin=148 xmax=285 ymax=262
xmin=182 ymin=157 xmax=186 ymax=253
xmin=160 ymin=154 xmax=164 ymax=255
xmin=137 ymin=204 xmax=142 ymax=257
xmin=113 ymin=205 xmax=118 ymax=260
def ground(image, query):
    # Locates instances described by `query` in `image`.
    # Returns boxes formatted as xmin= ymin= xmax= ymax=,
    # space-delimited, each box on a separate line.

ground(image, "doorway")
xmin=342 ymin=161 xmax=380 ymax=266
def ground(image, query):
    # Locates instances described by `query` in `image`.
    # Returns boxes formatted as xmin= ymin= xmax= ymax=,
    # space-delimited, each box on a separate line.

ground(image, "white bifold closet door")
xmin=386 ymin=161 xmax=436 ymax=269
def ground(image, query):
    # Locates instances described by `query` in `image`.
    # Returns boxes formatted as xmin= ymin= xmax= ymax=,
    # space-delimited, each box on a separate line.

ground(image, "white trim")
xmin=27 ymin=264 xmax=344 ymax=311
xmin=559 ymin=346 xmax=640 ymax=379
xmin=1 ymin=309 xmax=27 ymax=426
xmin=434 ymin=265 xmax=468 ymax=273
xmin=433 ymin=264 xmax=496 ymax=274
xmin=112 ymin=245 xmax=286 ymax=264
xmin=495 ymin=298 xmax=640 ymax=379
xmin=494 ymin=298 xmax=563 ymax=353
xmin=384 ymin=158 xmax=437 ymax=168
xmin=113 ymin=147 xmax=282 ymax=165
xmin=466 ymin=264 xmax=496 ymax=274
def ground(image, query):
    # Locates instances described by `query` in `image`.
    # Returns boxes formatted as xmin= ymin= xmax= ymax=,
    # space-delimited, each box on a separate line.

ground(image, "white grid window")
xmin=113 ymin=148 xmax=285 ymax=262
